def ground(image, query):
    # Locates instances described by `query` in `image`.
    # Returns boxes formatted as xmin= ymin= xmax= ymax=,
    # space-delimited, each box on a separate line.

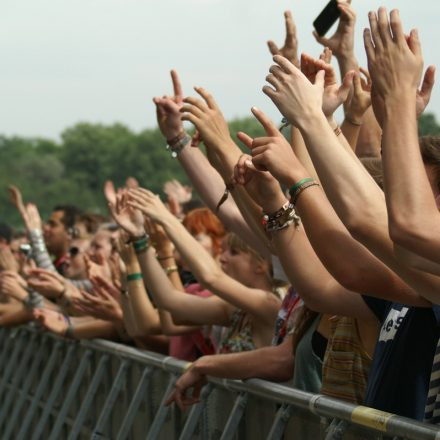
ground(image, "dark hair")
xmin=420 ymin=136 xmax=440 ymax=191
xmin=360 ymin=157 xmax=383 ymax=189
xmin=77 ymin=213 xmax=109 ymax=235
xmin=53 ymin=205 xmax=82 ymax=232
xmin=0 ymin=222 xmax=12 ymax=243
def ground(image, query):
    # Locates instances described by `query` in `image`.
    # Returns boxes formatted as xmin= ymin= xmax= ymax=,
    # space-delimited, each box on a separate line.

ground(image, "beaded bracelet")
xmin=166 ymin=131 xmax=191 ymax=158
xmin=262 ymin=201 xmax=301 ymax=233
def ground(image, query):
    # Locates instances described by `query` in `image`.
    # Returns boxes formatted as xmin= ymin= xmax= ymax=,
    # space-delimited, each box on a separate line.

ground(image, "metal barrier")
xmin=1 ymin=326 xmax=440 ymax=440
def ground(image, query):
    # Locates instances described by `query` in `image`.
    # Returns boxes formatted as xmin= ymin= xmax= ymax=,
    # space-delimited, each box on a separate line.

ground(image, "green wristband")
xmin=289 ymin=178 xmax=314 ymax=197
xmin=127 ymin=272 xmax=143 ymax=282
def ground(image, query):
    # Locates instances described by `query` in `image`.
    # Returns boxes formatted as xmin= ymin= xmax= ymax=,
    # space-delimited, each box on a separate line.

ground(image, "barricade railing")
xmin=1 ymin=326 xmax=439 ymax=440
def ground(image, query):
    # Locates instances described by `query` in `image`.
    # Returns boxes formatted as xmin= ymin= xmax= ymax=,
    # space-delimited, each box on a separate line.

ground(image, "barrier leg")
xmin=2 ymin=336 xmax=47 ymax=439
xmin=179 ymin=383 xmax=214 ymax=440
xmin=116 ymin=366 xmax=153 ymax=440
xmin=0 ymin=332 xmax=38 ymax=429
xmin=17 ymin=340 xmax=63 ymax=440
xmin=67 ymin=354 xmax=110 ymax=440
xmin=31 ymin=343 xmax=76 ymax=440
xmin=91 ymin=360 xmax=129 ymax=438
xmin=219 ymin=392 xmax=249 ymax=440
xmin=267 ymin=404 xmax=293 ymax=440
xmin=48 ymin=350 xmax=93 ymax=440
xmin=145 ymin=374 xmax=177 ymax=440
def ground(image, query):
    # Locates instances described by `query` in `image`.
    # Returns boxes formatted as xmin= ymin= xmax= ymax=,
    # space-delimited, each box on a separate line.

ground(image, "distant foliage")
xmin=1 ymin=113 xmax=439 ymax=228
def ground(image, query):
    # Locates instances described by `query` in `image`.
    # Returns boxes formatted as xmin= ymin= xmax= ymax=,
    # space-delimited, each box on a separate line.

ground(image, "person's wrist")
xmin=261 ymin=194 xmax=289 ymax=214
xmin=383 ymin=95 xmax=417 ymax=119
xmin=294 ymin=109 xmax=325 ymax=132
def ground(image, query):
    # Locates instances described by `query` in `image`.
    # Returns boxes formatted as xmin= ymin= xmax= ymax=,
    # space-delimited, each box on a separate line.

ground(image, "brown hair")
xmin=360 ymin=157 xmax=383 ymax=189
xmin=420 ymin=136 xmax=440 ymax=191
xmin=182 ymin=208 xmax=225 ymax=256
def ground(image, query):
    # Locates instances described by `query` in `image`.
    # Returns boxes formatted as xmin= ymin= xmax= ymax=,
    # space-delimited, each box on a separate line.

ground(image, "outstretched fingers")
xmin=171 ymin=69 xmax=183 ymax=103
xmin=251 ymin=107 xmax=279 ymax=136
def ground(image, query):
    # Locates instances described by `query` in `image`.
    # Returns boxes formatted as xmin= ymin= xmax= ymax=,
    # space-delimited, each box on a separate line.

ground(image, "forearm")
xmin=124 ymin=260 xmax=161 ymax=335
xmin=341 ymin=118 xmax=361 ymax=152
xmin=192 ymin=338 xmax=294 ymax=382
xmin=382 ymin=98 xmax=440 ymax=261
xmin=336 ymin=53 xmax=358 ymax=79
xmin=69 ymin=319 xmax=119 ymax=339
xmin=28 ymin=229 xmax=56 ymax=272
xmin=290 ymin=126 xmax=320 ymax=183
xmin=160 ymin=215 xmax=221 ymax=285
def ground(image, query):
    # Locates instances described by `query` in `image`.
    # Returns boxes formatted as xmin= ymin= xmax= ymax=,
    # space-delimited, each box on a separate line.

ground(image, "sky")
xmin=1 ymin=0 xmax=439 ymax=139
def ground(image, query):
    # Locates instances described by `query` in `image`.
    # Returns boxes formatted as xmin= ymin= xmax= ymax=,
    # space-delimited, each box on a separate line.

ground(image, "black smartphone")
xmin=313 ymin=0 xmax=341 ymax=37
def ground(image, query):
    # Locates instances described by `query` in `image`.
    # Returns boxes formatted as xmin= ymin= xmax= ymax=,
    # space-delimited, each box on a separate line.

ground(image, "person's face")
xmin=219 ymin=240 xmax=256 ymax=286
xmin=193 ymin=232 xmax=215 ymax=256
xmin=86 ymin=232 xmax=113 ymax=264
xmin=43 ymin=210 xmax=70 ymax=256
xmin=9 ymin=237 xmax=28 ymax=266
xmin=64 ymin=239 xmax=90 ymax=280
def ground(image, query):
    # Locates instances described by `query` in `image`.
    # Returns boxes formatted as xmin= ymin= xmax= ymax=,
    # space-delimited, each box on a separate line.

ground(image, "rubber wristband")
xmin=289 ymin=178 xmax=314 ymax=197
xmin=127 ymin=272 xmax=143 ymax=281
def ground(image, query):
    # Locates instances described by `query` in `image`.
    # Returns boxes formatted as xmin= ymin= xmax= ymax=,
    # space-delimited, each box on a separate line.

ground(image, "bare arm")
xmin=129 ymin=190 xmax=280 ymax=326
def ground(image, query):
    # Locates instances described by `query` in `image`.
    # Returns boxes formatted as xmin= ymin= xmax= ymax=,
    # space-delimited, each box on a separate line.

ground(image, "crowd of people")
xmin=2 ymin=0 xmax=440 ymax=430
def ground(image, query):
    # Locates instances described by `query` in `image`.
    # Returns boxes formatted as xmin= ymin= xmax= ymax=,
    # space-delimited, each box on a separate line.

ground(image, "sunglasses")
xmin=68 ymin=246 xmax=80 ymax=257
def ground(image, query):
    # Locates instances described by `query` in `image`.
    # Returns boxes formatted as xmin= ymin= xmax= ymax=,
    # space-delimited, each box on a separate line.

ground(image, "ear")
xmin=253 ymin=258 xmax=270 ymax=276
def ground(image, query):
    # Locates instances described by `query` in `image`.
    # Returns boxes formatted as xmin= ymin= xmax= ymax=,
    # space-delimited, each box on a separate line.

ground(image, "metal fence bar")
xmin=145 ymin=374 xmax=177 ymax=440
xmin=2 ymin=335 xmax=48 ymax=439
xmin=48 ymin=349 xmax=93 ymax=440
xmin=16 ymin=340 xmax=63 ymax=440
xmin=266 ymin=404 xmax=293 ymax=440
xmin=91 ymin=360 xmax=129 ymax=438
xmin=179 ymin=383 xmax=214 ymax=440
xmin=0 ymin=332 xmax=38 ymax=429
xmin=67 ymin=354 xmax=110 ymax=440
xmin=1 ymin=327 xmax=440 ymax=440
xmin=116 ymin=366 xmax=153 ymax=440
xmin=0 ymin=328 xmax=26 ymax=401
xmin=219 ymin=391 xmax=249 ymax=440
xmin=31 ymin=343 xmax=76 ymax=440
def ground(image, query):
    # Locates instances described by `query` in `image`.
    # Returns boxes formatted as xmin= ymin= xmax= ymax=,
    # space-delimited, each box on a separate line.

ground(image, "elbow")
xmin=388 ymin=214 xmax=426 ymax=251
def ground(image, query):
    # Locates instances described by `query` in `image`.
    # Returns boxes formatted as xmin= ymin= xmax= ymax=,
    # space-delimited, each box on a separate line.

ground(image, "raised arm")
xmin=262 ymin=43 xmax=440 ymax=302
xmin=364 ymin=8 xmax=440 ymax=266
xmin=128 ymin=188 xmax=280 ymax=326
xmin=152 ymin=70 xmax=269 ymax=257
xmin=237 ymin=109 xmax=422 ymax=309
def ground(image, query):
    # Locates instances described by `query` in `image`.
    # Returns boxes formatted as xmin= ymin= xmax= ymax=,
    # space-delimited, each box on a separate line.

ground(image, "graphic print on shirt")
xmin=378 ymin=306 xmax=409 ymax=343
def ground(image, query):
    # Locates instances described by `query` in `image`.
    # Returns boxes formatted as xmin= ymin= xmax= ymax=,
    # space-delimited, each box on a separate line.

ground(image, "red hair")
xmin=182 ymin=208 xmax=225 ymax=256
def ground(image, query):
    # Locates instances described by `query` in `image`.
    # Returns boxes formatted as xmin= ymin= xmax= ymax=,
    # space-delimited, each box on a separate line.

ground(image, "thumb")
xmin=313 ymin=30 xmax=331 ymax=47
xmin=419 ymin=65 xmax=436 ymax=102
xmin=267 ymin=40 xmax=280 ymax=56
xmin=338 ymin=71 xmax=355 ymax=102
xmin=314 ymin=69 xmax=326 ymax=89
xmin=237 ymin=132 xmax=253 ymax=149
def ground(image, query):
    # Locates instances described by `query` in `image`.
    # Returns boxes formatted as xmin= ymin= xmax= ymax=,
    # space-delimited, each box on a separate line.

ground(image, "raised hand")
xmin=264 ymin=55 xmax=325 ymax=128
xmin=180 ymin=87 xmax=234 ymax=153
xmin=364 ymin=9 xmax=424 ymax=105
xmin=27 ymin=268 xmax=65 ymax=299
xmin=0 ymin=245 xmax=19 ymax=272
xmin=108 ymin=191 xmax=145 ymax=239
xmin=103 ymin=180 xmax=117 ymax=206
xmin=8 ymin=185 xmax=43 ymax=231
xmin=300 ymin=53 xmax=354 ymax=118
xmin=154 ymin=70 xmax=185 ymax=140
xmin=72 ymin=277 xmax=123 ymax=322
xmin=313 ymin=0 xmax=356 ymax=61
xmin=127 ymin=188 xmax=172 ymax=225
xmin=345 ymin=69 xmax=372 ymax=124
xmin=163 ymin=179 xmax=192 ymax=205
xmin=0 ymin=271 xmax=28 ymax=301
xmin=267 ymin=11 xmax=299 ymax=67
xmin=236 ymin=108 xmax=305 ymax=210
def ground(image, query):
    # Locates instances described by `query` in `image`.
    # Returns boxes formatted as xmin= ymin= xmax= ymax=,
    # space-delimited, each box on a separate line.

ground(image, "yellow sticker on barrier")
xmin=351 ymin=406 xmax=394 ymax=432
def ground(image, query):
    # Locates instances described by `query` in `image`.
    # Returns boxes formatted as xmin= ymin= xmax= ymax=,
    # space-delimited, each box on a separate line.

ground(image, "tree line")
xmin=1 ymin=113 xmax=439 ymax=228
